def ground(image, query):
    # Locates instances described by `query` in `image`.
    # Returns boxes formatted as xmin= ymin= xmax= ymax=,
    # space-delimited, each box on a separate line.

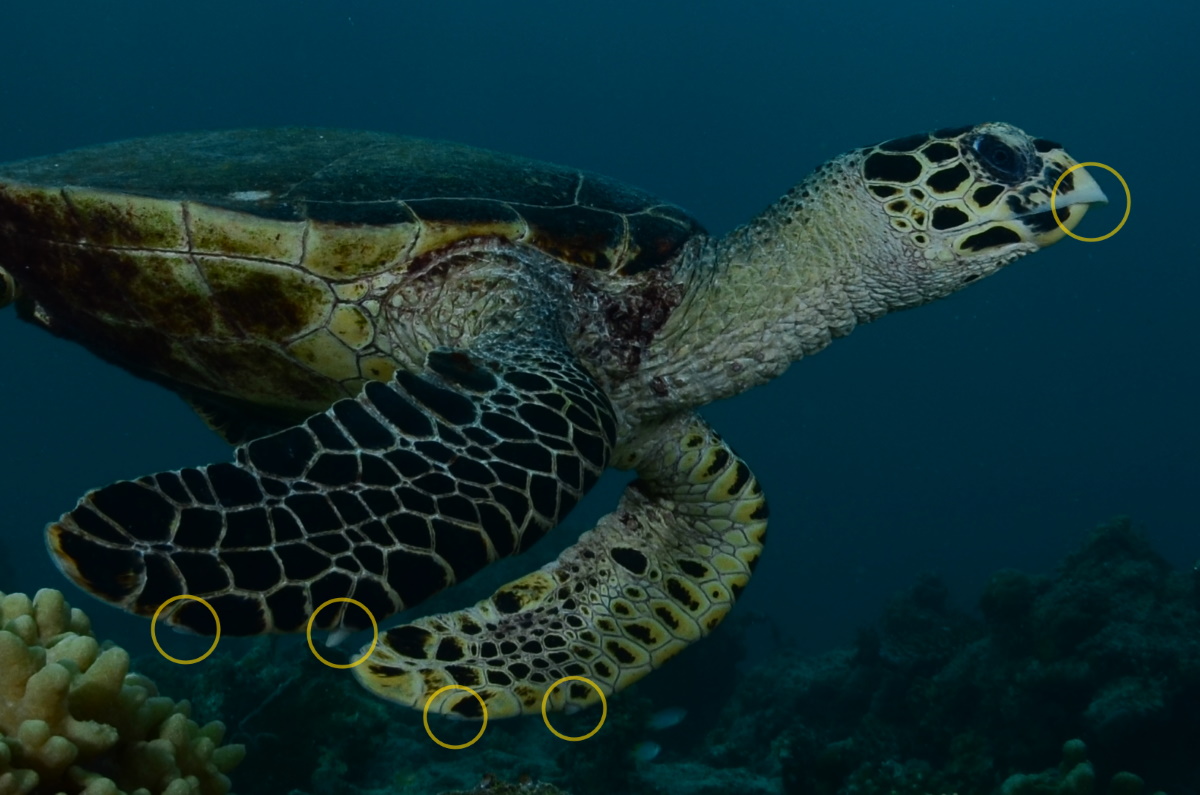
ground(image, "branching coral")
xmin=0 ymin=589 xmax=244 ymax=795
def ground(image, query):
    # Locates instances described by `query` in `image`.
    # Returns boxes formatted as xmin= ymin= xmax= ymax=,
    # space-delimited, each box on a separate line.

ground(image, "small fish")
xmin=325 ymin=626 xmax=352 ymax=648
xmin=646 ymin=707 xmax=688 ymax=731
xmin=631 ymin=741 xmax=662 ymax=763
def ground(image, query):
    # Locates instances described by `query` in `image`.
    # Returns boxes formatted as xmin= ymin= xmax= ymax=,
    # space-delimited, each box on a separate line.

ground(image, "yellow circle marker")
xmin=151 ymin=594 xmax=221 ymax=665
xmin=306 ymin=598 xmax=379 ymax=669
xmin=541 ymin=675 xmax=608 ymax=741
xmin=1051 ymin=161 xmax=1130 ymax=242
xmin=422 ymin=685 xmax=489 ymax=749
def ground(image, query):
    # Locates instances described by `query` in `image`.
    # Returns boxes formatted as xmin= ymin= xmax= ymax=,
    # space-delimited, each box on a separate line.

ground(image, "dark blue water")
xmin=0 ymin=2 xmax=1194 ymax=793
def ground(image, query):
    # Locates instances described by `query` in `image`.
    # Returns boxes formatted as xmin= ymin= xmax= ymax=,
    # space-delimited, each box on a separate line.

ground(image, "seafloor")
xmin=109 ymin=516 xmax=1194 ymax=795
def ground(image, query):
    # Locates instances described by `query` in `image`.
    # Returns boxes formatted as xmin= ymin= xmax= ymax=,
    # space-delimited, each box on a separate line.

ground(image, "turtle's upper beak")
xmin=1032 ymin=164 xmax=1108 ymax=246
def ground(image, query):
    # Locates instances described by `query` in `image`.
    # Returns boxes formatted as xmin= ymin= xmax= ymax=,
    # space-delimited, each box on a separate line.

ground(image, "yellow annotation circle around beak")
xmin=1051 ymin=161 xmax=1130 ymax=242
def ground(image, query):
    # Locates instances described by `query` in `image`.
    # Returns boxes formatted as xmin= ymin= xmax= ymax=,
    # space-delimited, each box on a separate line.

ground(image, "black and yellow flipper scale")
xmin=355 ymin=411 xmax=767 ymax=718
xmin=46 ymin=340 xmax=616 ymax=636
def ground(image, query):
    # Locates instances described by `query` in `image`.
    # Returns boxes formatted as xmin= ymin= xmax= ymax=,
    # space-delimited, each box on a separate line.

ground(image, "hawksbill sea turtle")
xmin=0 ymin=124 xmax=1105 ymax=719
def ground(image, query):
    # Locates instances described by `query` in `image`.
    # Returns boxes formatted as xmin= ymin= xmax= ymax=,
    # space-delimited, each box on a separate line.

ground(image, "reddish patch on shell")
xmin=574 ymin=265 xmax=684 ymax=373
xmin=405 ymin=235 xmax=504 ymax=279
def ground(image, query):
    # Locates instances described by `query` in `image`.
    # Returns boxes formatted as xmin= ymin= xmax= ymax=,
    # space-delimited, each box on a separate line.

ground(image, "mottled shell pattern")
xmin=0 ymin=129 xmax=700 ymax=435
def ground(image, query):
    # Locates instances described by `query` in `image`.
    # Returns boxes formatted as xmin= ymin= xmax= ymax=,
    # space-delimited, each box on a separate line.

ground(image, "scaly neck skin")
xmin=625 ymin=153 xmax=931 ymax=422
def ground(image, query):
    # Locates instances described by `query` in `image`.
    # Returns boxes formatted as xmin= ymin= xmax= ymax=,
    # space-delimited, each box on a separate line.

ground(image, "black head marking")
xmin=932 ymin=206 xmax=971 ymax=230
xmin=864 ymin=152 xmax=923 ymax=184
xmin=972 ymin=184 xmax=1004 ymax=207
xmin=922 ymin=142 xmax=959 ymax=163
xmin=927 ymin=164 xmax=971 ymax=195
xmin=960 ymin=226 xmax=1022 ymax=252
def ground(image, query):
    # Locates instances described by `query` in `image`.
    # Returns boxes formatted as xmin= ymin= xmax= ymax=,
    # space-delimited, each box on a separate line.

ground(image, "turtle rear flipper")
xmin=181 ymin=391 xmax=298 ymax=445
xmin=46 ymin=339 xmax=615 ymax=636
xmin=355 ymin=412 xmax=766 ymax=718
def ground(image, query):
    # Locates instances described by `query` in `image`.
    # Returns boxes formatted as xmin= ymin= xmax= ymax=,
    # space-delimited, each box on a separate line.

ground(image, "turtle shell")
xmin=0 ymin=128 xmax=701 ymax=275
xmin=0 ymin=129 xmax=702 ymax=436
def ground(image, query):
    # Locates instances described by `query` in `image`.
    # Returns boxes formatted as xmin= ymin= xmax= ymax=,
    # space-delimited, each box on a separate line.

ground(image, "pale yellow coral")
xmin=998 ymin=739 xmax=1164 ymax=795
xmin=0 ymin=589 xmax=245 ymax=795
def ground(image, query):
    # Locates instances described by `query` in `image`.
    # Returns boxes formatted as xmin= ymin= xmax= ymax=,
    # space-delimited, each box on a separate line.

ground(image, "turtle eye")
xmin=971 ymin=134 xmax=1027 ymax=183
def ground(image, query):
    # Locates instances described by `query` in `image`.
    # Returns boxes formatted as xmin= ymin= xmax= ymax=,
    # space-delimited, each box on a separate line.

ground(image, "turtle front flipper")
xmin=46 ymin=340 xmax=616 ymax=636
xmin=355 ymin=412 xmax=766 ymax=719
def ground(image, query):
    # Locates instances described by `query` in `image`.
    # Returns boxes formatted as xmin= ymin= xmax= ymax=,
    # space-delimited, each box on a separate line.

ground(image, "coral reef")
xmin=0 ymin=589 xmax=244 ymax=795
xmin=137 ymin=636 xmax=391 ymax=795
xmin=636 ymin=762 xmax=780 ymax=794
xmin=436 ymin=775 xmax=570 ymax=794
xmin=28 ymin=515 xmax=1186 ymax=795
xmin=138 ymin=599 xmax=763 ymax=795
xmin=708 ymin=517 xmax=1199 ymax=795
xmin=996 ymin=738 xmax=1166 ymax=795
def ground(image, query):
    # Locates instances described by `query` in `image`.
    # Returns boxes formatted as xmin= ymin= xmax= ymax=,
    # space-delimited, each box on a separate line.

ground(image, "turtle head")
xmin=666 ymin=122 xmax=1109 ymax=402
xmin=846 ymin=121 xmax=1107 ymax=308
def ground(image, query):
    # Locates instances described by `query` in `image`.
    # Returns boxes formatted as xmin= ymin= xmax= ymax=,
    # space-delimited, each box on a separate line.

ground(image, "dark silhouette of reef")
xmin=137 ymin=517 xmax=1198 ymax=794
xmin=707 ymin=516 xmax=1199 ymax=795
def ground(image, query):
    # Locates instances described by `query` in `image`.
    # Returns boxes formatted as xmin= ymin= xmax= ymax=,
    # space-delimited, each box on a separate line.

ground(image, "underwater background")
xmin=0 ymin=1 xmax=1196 ymax=794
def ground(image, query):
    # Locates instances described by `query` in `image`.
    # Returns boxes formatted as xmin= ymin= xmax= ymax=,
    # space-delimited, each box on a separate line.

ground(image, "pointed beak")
xmin=1061 ymin=164 xmax=1108 ymax=209
xmin=1033 ymin=165 xmax=1108 ymax=246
